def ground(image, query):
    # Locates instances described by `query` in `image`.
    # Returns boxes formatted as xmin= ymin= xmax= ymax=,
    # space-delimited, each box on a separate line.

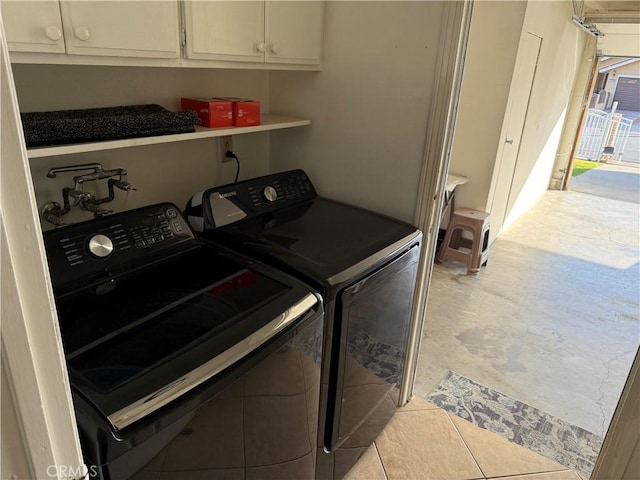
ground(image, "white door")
xmin=1 ymin=0 xmax=65 ymax=53
xmin=59 ymin=1 xmax=180 ymax=58
xmin=489 ymin=32 xmax=542 ymax=241
xmin=183 ymin=1 xmax=265 ymax=62
xmin=265 ymin=1 xmax=323 ymax=65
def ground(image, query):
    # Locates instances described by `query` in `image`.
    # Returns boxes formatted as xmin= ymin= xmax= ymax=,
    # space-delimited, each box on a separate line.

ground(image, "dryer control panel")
xmin=187 ymin=169 xmax=318 ymax=230
xmin=44 ymin=203 xmax=194 ymax=293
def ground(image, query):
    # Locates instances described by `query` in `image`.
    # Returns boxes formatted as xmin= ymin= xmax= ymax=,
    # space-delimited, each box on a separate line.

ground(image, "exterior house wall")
xmin=595 ymin=59 xmax=640 ymax=110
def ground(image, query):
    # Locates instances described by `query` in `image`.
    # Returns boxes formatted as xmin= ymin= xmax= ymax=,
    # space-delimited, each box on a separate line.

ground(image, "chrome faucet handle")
xmin=41 ymin=202 xmax=67 ymax=227
xmin=110 ymin=178 xmax=136 ymax=191
xmin=80 ymin=199 xmax=113 ymax=216
xmin=64 ymin=187 xmax=92 ymax=204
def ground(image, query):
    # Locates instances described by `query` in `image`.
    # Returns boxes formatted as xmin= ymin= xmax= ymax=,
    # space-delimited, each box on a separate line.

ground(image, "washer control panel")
xmin=44 ymin=203 xmax=193 ymax=292
xmin=244 ymin=170 xmax=315 ymax=210
xmin=192 ymin=169 xmax=317 ymax=229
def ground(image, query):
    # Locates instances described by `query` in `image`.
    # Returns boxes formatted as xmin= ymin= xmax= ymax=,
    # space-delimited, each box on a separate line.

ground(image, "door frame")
xmin=400 ymin=0 xmax=474 ymax=405
xmin=0 ymin=14 xmax=84 ymax=480
xmin=591 ymin=347 xmax=640 ymax=479
xmin=562 ymin=52 xmax=602 ymax=190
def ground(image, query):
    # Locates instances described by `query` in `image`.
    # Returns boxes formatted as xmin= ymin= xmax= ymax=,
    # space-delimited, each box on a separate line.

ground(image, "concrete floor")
xmin=414 ymin=165 xmax=640 ymax=439
xmin=571 ymin=162 xmax=640 ymax=204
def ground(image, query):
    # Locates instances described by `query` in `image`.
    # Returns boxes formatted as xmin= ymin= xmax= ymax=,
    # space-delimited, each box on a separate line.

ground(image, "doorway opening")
xmin=567 ymin=56 xmax=640 ymax=209
xmin=414 ymin=34 xmax=639 ymax=480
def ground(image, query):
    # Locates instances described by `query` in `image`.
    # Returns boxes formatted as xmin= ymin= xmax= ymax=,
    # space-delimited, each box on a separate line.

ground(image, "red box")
xmin=215 ymin=97 xmax=261 ymax=127
xmin=180 ymin=97 xmax=233 ymax=128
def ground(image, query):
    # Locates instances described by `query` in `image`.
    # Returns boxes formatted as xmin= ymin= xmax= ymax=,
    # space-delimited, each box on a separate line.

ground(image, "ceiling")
xmin=583 ymin=1 xmax=640 ymax=22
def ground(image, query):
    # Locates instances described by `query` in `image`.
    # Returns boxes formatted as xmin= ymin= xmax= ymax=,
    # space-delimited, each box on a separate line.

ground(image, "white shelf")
xmin=27 ymin=114 xmax=311 ymax=159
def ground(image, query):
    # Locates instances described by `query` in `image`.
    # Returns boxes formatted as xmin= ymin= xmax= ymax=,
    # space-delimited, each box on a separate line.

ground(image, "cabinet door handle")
xmin=255 ymin=42 xmax=265 ymax=53
xmin=74 ymin=26 xmax=90 ymax=41
xmin=45 ymin=26 xmax=62 ymax=41
xmin=505 ymin=138 xmax=514 ymax=145
xmin=270 ymin=43 xmax=279 ymax=55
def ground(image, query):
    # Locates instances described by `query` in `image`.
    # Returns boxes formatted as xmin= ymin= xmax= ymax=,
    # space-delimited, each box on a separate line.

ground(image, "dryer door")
xmin=330 ymin=244 xmax=420 ymax=450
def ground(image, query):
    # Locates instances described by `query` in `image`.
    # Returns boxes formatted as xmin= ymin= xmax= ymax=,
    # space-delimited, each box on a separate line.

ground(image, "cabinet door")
xmin=183 ymin=1 xmax=265 ymax=62
xmin=265 ymin=1 xmax=323 ymax=65
xmin=1 ymin=0 xmax=65 ymax=53
xmin=59 ymin=1 xmax=180 ymax=58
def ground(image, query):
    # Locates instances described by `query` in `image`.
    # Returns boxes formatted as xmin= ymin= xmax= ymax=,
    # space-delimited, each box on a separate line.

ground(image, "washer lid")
xmin=211 ymin=198 xmax=421 ymax=289
xmin=56 ymin=243 xmax=318 ymax=430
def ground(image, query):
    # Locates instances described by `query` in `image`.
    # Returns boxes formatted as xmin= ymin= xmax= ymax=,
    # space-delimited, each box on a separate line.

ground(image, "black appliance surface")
xmin=186 ymin=170 xmax=422 ymax=479
xmin=44 ymin=203 xmax=324 ymax=480
xmin=186 ymin=169 xmax=417 ymax=288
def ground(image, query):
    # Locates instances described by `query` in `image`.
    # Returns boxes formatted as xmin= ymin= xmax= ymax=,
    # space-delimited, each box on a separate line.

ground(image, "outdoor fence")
xmin=577 ymin=107 xmax=633 ymax=162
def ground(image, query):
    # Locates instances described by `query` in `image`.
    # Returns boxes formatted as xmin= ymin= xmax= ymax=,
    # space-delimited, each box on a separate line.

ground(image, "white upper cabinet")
xmin=264 ymin=1 xmax=323 ymax=65
xmin=1 ymin=0 xmax=66 ymax=53
xmin=184 ymin=1 xmax=265 ymax=62
xmin=184 ymin=1 xmax=324 ymax=65
xmin=3 ymin=0 xmax=322 ymax=68
xmin=59 ymin=1 xmax=180 ymax=58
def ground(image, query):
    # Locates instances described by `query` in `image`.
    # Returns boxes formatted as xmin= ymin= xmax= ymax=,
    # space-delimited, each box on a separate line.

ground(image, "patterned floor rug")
xmin=425 ymin=371 xmax=603 ymax=479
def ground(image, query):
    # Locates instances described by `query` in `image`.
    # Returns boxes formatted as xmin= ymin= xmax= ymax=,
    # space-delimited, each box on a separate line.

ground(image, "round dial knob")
xmin=45 ymin=26 xmax=62 ymax=41
xmin=88 ymin=234 xmax=114 ymax=258
xmin=74 ymin=26 xmax=90 ymax=41
xmin=263 ymin=186 xmax=278 ymax=203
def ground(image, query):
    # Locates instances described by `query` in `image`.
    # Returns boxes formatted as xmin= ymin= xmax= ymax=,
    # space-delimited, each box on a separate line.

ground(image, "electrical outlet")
xmin=219 ymin=136 xmax=233 ymax=163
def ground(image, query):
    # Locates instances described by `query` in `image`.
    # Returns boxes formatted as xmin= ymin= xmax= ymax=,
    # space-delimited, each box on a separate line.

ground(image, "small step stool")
xmin=437 ymin=208 xmax=490 ymax=274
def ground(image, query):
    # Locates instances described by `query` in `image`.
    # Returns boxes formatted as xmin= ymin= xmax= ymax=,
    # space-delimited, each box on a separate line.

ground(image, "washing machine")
xmin=43 ymin=202 xmax=324 ymax=479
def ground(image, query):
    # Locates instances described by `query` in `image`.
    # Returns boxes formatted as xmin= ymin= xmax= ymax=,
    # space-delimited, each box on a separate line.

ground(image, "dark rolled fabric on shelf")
xmin=21 ymin=104 xmax=202 ymax=148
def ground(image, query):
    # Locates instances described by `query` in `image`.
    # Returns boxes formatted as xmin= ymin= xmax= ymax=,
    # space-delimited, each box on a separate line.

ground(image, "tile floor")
xmin=344 ymin=396 xmax=582 ymax=480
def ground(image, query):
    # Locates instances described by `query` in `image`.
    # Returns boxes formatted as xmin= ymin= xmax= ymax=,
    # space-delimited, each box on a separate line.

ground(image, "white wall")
xmin=448 ymin=1 xmax=527 ymax=213
xmin=12 ymin=64 xmax=270 ymax=112
xmin=268 ymin=1 xmax=445 ymax=224
xmin=502 ymin=1 xmax=588 ymax=230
